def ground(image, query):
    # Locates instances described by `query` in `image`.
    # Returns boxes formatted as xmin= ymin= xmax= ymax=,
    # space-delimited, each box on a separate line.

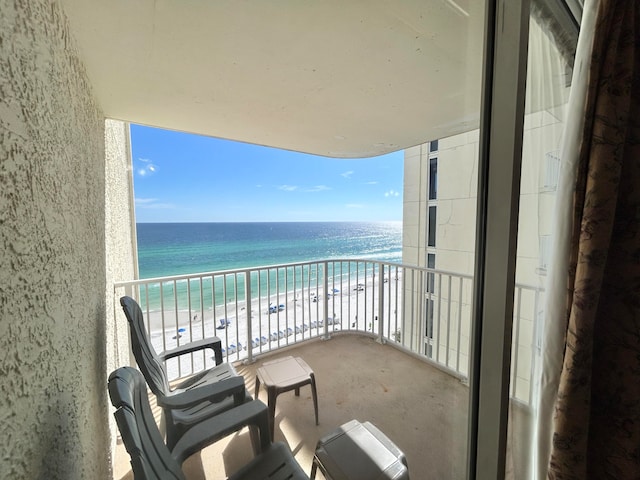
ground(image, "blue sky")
xmin=130 ymin=124 xmax=404 ymax=223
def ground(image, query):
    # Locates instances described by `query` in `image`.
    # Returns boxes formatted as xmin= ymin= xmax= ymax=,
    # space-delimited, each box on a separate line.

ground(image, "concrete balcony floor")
xmin=113 ymin=334 xmax=469 ymax=479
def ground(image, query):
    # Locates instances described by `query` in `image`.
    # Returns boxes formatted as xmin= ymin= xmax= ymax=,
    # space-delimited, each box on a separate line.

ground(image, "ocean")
xmin=137 ymin=221 xmax=403 ymax=279
xmin=132 ymin=222 xmax=404 ymax=377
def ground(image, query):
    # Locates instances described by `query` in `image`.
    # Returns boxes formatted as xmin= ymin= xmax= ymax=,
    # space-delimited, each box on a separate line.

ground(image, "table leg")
xmin=310 ymin=374 xmax=319 ymax=425
xmin=254 ymin=375 xmax=261 ymax=400
xmin=310 ymin=457 xmax=318 ymax=479
xmin=267 ymin=387 xmax=277 ymax=441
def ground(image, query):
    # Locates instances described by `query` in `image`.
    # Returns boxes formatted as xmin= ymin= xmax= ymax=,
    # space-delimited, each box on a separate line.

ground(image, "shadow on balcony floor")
xmin=113 ymin=333 xmax=469 ymax=479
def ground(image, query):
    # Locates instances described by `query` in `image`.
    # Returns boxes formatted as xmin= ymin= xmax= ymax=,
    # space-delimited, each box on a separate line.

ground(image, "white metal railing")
xmin=114 ymin=259 xmax=542 ymax=405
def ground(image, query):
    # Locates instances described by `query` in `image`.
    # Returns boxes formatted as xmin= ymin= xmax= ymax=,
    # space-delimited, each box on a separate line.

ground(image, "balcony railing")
xmin=114 ymin=259 xmax=543 ymax=405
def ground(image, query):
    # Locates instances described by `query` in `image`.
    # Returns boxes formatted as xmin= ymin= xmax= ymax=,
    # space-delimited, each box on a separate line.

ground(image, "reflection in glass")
xmin=506 ymin=6 xmax=576 ymax=479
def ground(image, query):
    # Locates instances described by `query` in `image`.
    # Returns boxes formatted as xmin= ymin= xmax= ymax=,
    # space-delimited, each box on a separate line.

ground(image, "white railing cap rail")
xmin=114 ymin=258 xmax=480 ymax=289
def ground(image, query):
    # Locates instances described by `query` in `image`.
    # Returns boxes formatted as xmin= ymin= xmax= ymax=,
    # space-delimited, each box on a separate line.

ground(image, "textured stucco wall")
xmin=1 ymin=1 xmax=110 ymax=478
xmin=104 ymin=119 xmax=137 ymax=464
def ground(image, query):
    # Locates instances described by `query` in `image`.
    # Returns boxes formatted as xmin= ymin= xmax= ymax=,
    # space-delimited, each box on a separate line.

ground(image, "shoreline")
xmin=142 ymin=273 xmax=404 ymax=355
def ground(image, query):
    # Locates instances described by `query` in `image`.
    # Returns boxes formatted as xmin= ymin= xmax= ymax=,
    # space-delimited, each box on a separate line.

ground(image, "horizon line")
xmin=136 ymin=220 xmax=403 ymax=224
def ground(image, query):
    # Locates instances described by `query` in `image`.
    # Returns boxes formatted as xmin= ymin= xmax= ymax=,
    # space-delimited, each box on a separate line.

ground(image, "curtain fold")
xmin=533 ymin=1 xmax=599 ymax=478
xmin=547 ymin=0 xmax=640 ymax=478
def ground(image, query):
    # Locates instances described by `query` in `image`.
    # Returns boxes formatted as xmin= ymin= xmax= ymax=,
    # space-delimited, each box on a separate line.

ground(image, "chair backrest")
xmin=120 ymin=296 xmax=171 ymax=397
xmin=108 ymin=367 xmax=184 ymax=480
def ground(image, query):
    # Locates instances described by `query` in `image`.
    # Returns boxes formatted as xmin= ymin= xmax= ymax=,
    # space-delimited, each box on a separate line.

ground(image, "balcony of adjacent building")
xmin=113 ymin=259 xmax=542 ymax=479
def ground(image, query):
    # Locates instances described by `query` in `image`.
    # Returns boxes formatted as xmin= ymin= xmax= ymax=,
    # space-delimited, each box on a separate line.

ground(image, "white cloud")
xmin=135 ymin=198 xmax=158 ymax=204
xmin=341 ymin=170 xmax=354 ymax=179
xmin=305 ymin=185 xmax=331 ymax=192
xmin=384 ymin=190 xmax=400 ymax=197
xmin=365 ymin=181 xmax=378 ymax=185
xmin=135 ymin=198 xmax=175 ymax=209
xmin=278 ymin=185 xmax=331 ymax=192
xmin=135 ymin=158 xmax=158 ymax=177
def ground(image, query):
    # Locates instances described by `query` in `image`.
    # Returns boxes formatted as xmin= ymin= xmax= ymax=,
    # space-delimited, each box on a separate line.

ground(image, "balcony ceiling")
xmin=59 ymin=0 xmax=484 ymax=158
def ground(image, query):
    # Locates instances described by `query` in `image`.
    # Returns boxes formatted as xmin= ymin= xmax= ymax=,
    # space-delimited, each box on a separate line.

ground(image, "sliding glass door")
xmin=470 ymin=1 xmax=580 ymax=479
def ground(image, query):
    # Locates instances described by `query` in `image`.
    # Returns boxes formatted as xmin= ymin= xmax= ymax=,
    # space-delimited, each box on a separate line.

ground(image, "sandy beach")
xmin=143 ymin=273 xmax=404 ymax=379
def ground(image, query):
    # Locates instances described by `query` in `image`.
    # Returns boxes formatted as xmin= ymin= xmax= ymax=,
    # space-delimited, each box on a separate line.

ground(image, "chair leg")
xmin=162 ymin=409 xmax=180 ymax=450
xmin=159 ymin=410 xmax=167 ymax=439
xmin=249 ymin=425 xmax=261 ymax=455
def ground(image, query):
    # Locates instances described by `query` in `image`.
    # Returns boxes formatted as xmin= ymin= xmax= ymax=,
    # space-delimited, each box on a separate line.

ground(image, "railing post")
xmin=377 ymin=262 xmax=385 ymax=343
xmin=245 ymin=271 xmax=254 ymax=363
xmin=322 ymin=261 xmax=330 ymax=340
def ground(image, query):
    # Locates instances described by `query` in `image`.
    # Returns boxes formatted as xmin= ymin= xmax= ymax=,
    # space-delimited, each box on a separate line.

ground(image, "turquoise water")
xmin=136 ymin=222 xmax=402 ymax=310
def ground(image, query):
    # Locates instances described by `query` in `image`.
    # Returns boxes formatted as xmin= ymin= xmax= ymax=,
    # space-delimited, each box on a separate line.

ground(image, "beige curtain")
xmin=547 ymin=0 xmax=640 ymax=478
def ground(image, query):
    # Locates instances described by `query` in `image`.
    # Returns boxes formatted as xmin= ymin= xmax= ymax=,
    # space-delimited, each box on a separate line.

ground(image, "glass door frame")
xmin=470 ymin=0 xmax=532 ymax=478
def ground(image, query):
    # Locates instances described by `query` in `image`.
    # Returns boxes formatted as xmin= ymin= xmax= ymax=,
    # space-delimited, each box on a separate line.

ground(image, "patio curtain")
xmin=545 ymin=0 xmax=640 ymax=478
xmin=533 ymin=1 xmax=599 ymax=478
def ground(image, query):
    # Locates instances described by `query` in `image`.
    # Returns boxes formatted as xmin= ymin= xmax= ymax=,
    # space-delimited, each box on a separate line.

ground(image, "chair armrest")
xmin=171 ymin=399 xmax=271 ymax=465
xmin=158 ymin=376 xmax=246 ymax=409
xmin=159 ymin=336 xmax=223 ymax=365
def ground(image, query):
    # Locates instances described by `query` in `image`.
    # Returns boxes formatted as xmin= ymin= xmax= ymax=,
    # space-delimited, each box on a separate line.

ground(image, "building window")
xmin=424 ymin=297 xmax=434 ymax=357
xmin=427 ymin=254 xmax=436 ymax=293
xmin=428 ymin=206 xmax=437 ymax=247
xmin=429 ymin=139 xmax=439 ymax=152
xmin=429 ymin=158 xmax=438 ymax=200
